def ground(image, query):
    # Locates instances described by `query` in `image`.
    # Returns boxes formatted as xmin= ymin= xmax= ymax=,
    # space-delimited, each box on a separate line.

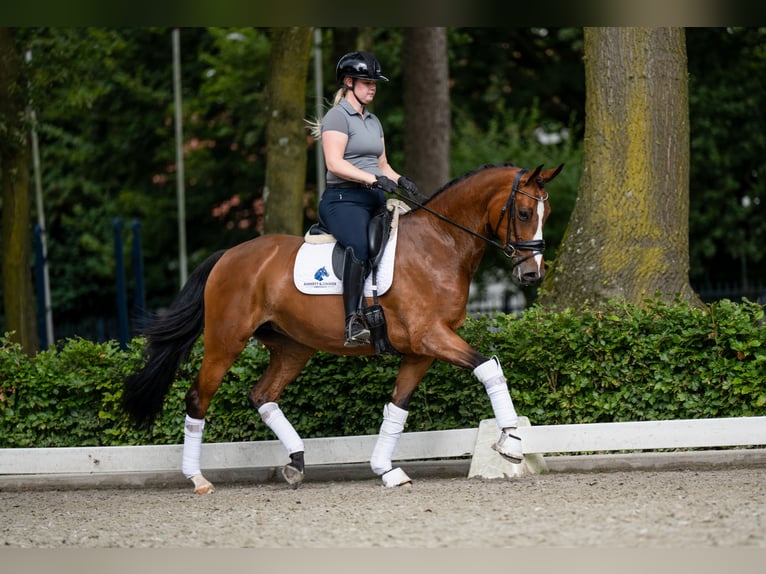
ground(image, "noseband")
xmin=392 ymin=167 xmax=549 ymax=269
xmin=492 ymin=168 xmax=549 ymax=266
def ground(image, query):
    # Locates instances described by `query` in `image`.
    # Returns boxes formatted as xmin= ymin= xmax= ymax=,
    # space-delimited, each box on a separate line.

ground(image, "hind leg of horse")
xmin=415 ymin=324 xmax=523 ymax=464
xmin=369 ymin=354 xmax=435 ymax=487
xmin=183 ymin=338 xmax=251 ymax=494
xmin=247 ymin=332 xmax=316 ymax=489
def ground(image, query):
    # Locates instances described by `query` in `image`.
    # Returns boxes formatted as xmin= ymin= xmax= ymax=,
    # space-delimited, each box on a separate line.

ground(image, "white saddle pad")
xmin=293 ymin=199 xmax=409 ymax=296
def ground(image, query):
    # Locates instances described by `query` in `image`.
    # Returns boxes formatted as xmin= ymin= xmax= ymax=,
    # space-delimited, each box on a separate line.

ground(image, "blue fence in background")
xmin=693 ymin=281 xmax=766 ymax=305
xmin=34 ymin=218 xmax=145 ymax=351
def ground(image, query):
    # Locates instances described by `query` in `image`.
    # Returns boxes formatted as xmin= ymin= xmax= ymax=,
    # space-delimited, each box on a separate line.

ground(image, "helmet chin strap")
xmin=347 ymin=79 xmax=367 ymax=111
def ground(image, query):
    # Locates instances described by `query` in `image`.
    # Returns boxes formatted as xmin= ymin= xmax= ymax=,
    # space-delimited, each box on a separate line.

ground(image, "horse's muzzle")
xmin=512 ymin=256 xmax=545 ymax=286
xmin=517 ymin=269 xmax=543 ymax=286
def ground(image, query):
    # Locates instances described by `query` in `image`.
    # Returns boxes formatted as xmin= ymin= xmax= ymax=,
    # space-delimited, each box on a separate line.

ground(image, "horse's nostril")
xmin=521 ymin=271 xmax=542 ymax=285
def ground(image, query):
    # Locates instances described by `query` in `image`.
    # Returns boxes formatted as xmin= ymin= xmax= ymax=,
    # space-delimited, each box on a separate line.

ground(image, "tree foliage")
xmin=686 ymin=28 xmax=766 ymax=289
xmin=0 ymin=28 xmax=764 ymax=344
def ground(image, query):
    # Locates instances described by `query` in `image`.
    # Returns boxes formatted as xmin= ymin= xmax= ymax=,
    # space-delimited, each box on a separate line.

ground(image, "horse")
xmin=122 ymin=162 xmax=563 ymax=493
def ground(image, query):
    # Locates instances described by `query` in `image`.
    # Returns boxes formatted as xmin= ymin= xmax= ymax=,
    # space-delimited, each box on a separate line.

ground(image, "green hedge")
xmin=0 ymin=298 xmax=763 ymax=448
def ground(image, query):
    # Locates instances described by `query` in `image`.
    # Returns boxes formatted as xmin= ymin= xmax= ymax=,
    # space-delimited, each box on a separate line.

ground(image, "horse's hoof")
xmin=190 ymin=474 xmax=215 ymax=494
xmin=492 ymin=447 xmax=524 ymax=465
xmin=381 ymin=467 xmax=412 ymax=488
xmin=281 ymin=464 xmax=304 ymax=489
xmin=492 ymin=428 xmax=524 ymax=464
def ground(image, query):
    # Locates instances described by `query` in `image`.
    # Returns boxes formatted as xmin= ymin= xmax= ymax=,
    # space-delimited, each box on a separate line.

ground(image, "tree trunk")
xmin=540 ymin=27 xmax=700 ymax=308
xmin=403 ymin=28 xmax=451 ymax=196
xmin=263 ymin=27 xmax=313 ymax=236
xmin=0 ymin=27 xmax=39 ymax=354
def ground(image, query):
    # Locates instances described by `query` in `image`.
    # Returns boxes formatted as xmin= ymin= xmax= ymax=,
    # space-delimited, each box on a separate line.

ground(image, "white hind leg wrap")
xmin=370 ymin=402 xmax=409 ymax=475
xmin=182 ymin=415 xmax=205 ymax=479
xmin=474 ymin=356 xmax=518 ymax=430
xmin=258 ymin=402 xmax=305 ymax=455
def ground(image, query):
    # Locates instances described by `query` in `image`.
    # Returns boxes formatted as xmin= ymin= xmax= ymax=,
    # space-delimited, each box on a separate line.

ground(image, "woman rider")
xmin=317 ymin=51 xmax=419 ymax=347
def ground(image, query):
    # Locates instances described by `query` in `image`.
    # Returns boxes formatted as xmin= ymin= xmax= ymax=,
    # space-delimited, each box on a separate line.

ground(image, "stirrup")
xmin=344 ymin=329 xmax=371 ymax=347
xmin=344 ymin=315 xmax=371 ymax=347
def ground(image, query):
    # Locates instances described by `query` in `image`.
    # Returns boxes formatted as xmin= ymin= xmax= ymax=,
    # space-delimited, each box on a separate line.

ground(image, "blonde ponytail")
xmin=305 ymin=117 xmax=322 ymax=140
xmin=304 ymin=88 xmax=347 ymax=140
xmin=331 ymin=87 xmax=345 ymax=106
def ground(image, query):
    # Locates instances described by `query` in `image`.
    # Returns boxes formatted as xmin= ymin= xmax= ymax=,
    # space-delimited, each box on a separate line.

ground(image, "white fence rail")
xmin=516 ymin=416 xmax=766 ymax=453
xmin=0 ymin=429 xmax=476 ymax=476
xmin=1 ymin=416 xmax=764 ymax=479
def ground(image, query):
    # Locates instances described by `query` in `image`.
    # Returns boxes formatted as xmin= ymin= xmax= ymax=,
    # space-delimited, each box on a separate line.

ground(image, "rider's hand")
xmin=397 ymin=176 xmax=419 ymax=196
xmin=373 ymin=175 xmax=397 ymax=193
xmin=398 ymin=176 xmax=426 ymax=201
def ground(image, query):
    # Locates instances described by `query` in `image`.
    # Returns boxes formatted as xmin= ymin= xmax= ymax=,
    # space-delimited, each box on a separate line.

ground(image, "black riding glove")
xmin=399 ymin=176 xmax=425 ymax=200
xmin=397 ymin=176 xmax=419 ymax=195
xmin=373 ymin=175 xmax=398 ymax=194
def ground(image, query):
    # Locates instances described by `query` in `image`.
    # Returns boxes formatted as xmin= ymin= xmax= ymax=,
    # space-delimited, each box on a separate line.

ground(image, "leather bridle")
xmin=393 ymin=168 xmax=549 ymax=269
xmin=492 ymin=168 xmax=549 ymax=265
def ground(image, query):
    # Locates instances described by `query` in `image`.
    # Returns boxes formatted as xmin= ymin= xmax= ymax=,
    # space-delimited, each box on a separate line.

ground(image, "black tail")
xmin=122 ymin=250 xmax=227 ymax=427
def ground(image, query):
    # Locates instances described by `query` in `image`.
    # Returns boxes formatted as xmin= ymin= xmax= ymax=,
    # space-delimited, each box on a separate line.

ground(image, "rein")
xmin=392 ymin=168 xmax=549 ymax=267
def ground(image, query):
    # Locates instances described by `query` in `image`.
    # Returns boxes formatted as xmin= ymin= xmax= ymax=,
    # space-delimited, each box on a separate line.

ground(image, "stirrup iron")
xmin=344 ymin=313 xmax=371 ymax=347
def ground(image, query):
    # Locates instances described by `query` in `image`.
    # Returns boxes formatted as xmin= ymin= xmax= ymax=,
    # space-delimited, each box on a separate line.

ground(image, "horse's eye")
xmin=518 ymin=209 xmax=532 ymax=221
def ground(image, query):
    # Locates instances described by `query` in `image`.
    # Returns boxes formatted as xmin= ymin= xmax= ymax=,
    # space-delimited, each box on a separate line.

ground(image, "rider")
xmin=317 ymin=51 xmax=419 ymax=347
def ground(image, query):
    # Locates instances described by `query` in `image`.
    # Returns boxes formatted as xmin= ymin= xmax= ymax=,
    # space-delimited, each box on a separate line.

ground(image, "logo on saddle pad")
xmin=314 ymin=267 xmax=330 ymax=281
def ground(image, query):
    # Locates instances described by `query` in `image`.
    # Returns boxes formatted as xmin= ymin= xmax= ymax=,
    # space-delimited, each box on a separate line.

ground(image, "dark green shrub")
xmin=0 ymin=298 xmax=763 ymax=448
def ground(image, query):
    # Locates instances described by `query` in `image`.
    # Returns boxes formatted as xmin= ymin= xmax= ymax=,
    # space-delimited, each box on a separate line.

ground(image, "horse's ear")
xmin=540 ymin=163 xmax=564 ymax=184
xmin=523 ymin=164 xmax=544 ymax=184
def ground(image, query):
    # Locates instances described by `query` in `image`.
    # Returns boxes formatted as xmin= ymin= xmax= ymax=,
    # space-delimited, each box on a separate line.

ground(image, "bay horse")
xmin=122 ymin=162 xmax=563 ymax=493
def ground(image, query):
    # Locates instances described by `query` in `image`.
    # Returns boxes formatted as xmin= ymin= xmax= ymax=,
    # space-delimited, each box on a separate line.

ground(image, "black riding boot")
xmin=342 ymin=247 xmax=370 ymax=347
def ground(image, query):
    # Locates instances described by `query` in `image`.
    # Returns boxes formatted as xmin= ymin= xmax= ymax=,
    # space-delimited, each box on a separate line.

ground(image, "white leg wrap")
xmin=182 ymin=415 xmax=205 ymax=479
xmin=474 ymin=356 xmax=519 ymax=430
xmin=370 ymin=402 xmax=409 ymax=476
xmin=258 ymin=402 xmax=305 ymax=455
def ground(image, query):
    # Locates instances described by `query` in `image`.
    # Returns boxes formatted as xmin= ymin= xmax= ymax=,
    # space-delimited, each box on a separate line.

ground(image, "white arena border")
xmin=1 ymin=416 xmax=765 ymax=485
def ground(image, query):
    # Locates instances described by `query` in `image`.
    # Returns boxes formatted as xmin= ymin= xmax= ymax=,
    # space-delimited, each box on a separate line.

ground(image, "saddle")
xmin=306 ymin=204 xmax=395 ymax=279
xmin=303 ymin=199 xmax=409 ymax=355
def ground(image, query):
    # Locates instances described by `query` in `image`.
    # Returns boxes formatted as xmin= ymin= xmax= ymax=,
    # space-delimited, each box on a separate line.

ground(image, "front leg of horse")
xmin=473 ymin=356 xmax=523 ymax=463
xmin=370 ymin=402 xmax=412 ymax=487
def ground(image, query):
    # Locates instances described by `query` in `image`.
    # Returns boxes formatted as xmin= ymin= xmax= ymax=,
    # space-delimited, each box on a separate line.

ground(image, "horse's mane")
xmin=410 ymin=162 xmax=516 ymax=211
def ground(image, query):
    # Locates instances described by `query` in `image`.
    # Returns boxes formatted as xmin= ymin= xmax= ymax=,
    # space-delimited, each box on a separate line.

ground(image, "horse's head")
xmin=489 ymin=164 xmax=563 ymax=286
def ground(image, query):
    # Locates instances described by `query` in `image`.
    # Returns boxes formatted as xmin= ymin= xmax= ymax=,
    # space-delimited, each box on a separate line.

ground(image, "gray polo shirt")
xmin=321 ymin=99 xmax=384 ymax=185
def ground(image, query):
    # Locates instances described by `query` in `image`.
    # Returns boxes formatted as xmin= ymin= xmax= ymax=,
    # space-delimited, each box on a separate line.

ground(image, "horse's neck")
xmin=402 ymin=189 xmax=490 ymax=273
xmin=422 ymin=181 xmax=492 ymax=238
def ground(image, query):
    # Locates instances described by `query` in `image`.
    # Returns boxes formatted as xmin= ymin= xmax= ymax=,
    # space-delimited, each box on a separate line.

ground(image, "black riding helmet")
xmin=336 ymin=51 xmax=389 ymax=86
